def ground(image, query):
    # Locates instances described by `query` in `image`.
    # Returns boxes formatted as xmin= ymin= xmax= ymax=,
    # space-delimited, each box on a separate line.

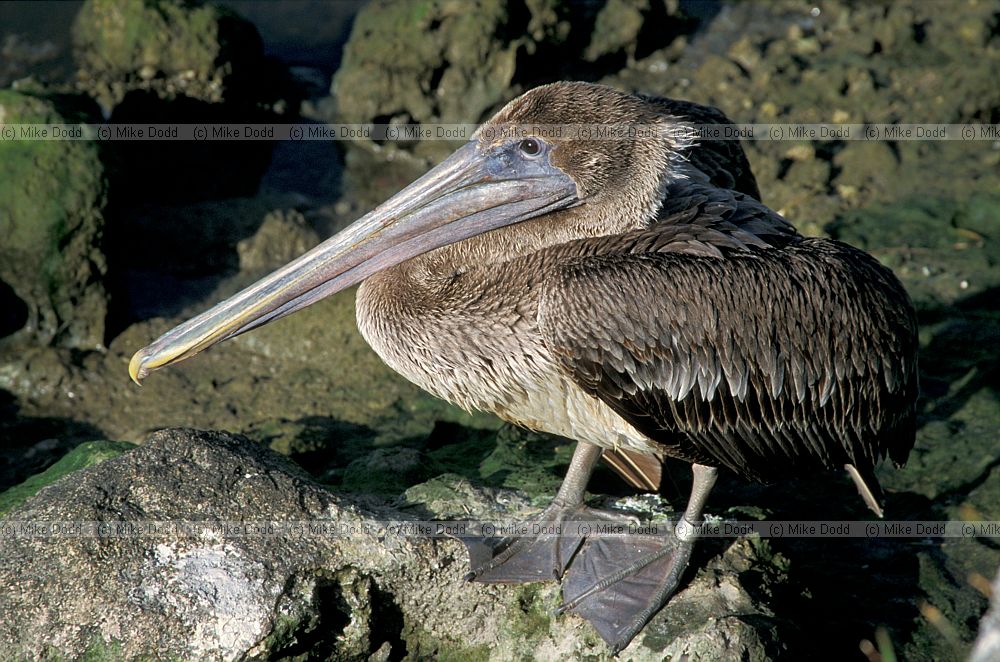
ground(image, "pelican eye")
xmin=518 ymin=138 xmax=542 ymax=157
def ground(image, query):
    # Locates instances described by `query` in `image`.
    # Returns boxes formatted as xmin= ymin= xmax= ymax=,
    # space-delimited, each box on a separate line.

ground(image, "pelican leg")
xmin=463 ymin=441 xmax=636 ymax=583
xmin=558 ymin=463 xmax=718 ymax=654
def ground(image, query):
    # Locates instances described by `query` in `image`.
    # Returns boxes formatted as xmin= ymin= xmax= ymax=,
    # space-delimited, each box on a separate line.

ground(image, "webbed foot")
xmin=558 ymin=524 xmax=693 ymax=653
xmin=461 ymin=501 xmax=637 ymax=583
xmin=459 ymin=441 xmax=719 ymax=655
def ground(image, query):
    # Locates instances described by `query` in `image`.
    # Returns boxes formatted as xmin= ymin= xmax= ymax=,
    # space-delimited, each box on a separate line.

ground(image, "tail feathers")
xmin=602 ymin=448 xmax=662 ymax=492
xmin=845 ymin=463 xmax=885 ymax=518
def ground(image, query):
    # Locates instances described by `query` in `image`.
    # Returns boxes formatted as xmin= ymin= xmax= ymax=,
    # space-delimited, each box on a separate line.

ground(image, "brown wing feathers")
xmin=539 ymin=232 xmax=918 ymax=488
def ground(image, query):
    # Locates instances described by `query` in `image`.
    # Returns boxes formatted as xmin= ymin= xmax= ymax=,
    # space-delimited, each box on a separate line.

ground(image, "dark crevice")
xmin=267 ymin=575 xmax=346 ymax=660
xmin=870 ymin=67 xmax=890 ymax=91
xmin=814 ymin=140 xmax=844 ymax=193
xmin=426 ymin=63 xmax=447 ymax=97
xmin=774 ymin=157 xmax=795 ymax=181
xmin=0 ymin=280 xmax=29 ymax=339
xmin=635 ymin=0 xmax=699 ymax=60
xmin=885 ymin=140 xmax=902 ymax=164
xmin=370 ymin=112 xmax=409 ymax=147
xmin=369 ymin=583 xmax=407 ymax=660
xmin=495 ymin=0 xmax=531 ymax=44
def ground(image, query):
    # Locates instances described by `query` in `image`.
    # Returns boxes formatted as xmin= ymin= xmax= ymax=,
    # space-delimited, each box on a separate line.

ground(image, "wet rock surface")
xmin=606 ymin=0 xmax=1000 ymax=237
xmin=1 ymin=0 xmax=999 ymax=660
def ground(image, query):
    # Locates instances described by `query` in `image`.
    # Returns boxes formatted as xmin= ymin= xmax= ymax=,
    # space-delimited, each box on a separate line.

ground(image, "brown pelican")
xmin=129 ymin=82 xmax=918 ymax=652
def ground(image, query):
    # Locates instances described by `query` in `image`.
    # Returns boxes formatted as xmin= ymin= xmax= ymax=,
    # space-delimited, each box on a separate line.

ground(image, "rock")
xmin=328 ymin=0 xmax=691 ymax=206
xmin=0 ymin=428 xmax=786 ymax=660
xmin=827 ymin=196 xmax=1000 ymax=309
xmin=0 ymin=439 xmax=134 ymax=516
xmin=236 ymin=209 xmax=321 ymax=273
xmin=72 ymin=0 xmax=270 ymax=112
xmin=832 ymin=141 xmax=899 ymax=197
xmin=0 ymin=89 xmax=108 ymax=349
xmin=333 ymin=0 xmax=566 ymax=128
xmin=605 ymin=0 xmax=1000 ymax=228
xmin=584 ymin=0 xmax=647 ymax=62
xmin=71 ymin=0 xmax=293 ymax=208
xmin=341 ymin=446 xmax=443 ymax=495
xmin=329 ymin=0 xmax=566 ymax=204
xmin=970 ymin=569 xmax=1000 ymax=662
xmin=403 ymin=472 xmax=532 ymax=519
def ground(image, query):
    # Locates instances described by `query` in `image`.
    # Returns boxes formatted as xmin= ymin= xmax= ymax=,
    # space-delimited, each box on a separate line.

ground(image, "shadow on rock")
xmin=246 ymin=414 xmax=377 ymax=479
xmin=0 ymin=388 xmax=106 ymax=492
xmin=680 ymin=456 xmax=934 ymax=661
xmin=917 ymin=286 xmax=1000 ymax=425
xmin=0 ymin=280 xmax=29 ymax=341
xmin=105 ymin=91 xmax=278 ymax=206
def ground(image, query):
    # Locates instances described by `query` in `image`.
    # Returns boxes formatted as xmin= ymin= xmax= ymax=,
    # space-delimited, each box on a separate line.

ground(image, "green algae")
xmin=508 ymin=583 xmax=556 ymax=641
xmin=478 ymin=426 xmax=574 ymax=499
xmin=0 ymin=440 xmax=136 ymax=517
xmin=827 ymin=194 xmax=1000 ymax=310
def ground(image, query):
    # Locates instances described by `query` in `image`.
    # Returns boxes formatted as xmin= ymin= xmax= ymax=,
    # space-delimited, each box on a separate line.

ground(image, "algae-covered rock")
xmin=72 ymin=0 xmax=267 ymax=112
xmin=0 ymin=428 xmax=788 ymax=661
xmin=330 ymin=0 xmax=568 ymax=202
xmin=827 ymin=194 xmax=1000 ymax=309
xmin=71 ymin=0 xmax=288 ymax=207
xmin=329 ymin=0 xmax=691 ymax=205
xmin=0 ymin=89 xmax=108 ymax=349
xmin=584 ymin=0 xmax=689 ymax=65
xmin=606 ymin=0 xmax=1000 ymax=231
xmin=0 ymin=439 xmax=134 ymax=516
xmin=333 ymin=0 xmax=568 ymax=128
xmin=585 ymin=0 xmax=647 ymax=62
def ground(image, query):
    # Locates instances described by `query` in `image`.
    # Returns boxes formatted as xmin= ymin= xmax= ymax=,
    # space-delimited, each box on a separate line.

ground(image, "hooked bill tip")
xmin=128 ymin=350 xmax=148 ymax=386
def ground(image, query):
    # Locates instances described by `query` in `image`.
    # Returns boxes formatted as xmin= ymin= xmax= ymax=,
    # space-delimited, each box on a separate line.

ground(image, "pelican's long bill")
xmin=129 ymin=138 xmax=579 ymax=384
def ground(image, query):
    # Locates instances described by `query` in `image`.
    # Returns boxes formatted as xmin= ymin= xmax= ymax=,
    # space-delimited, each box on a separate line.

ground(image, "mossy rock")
xmin=827 ymin=194 xmax=1000 ymax=309
xmin=333 ymin=0 xmax=565 ymax=127
xmin=72 ymin=0 xmax=265 ymax=111
xmin=0 ymin=89 xmax=108 ymax=349
xmin=0 ymin=440 xmax=136 ymax=518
